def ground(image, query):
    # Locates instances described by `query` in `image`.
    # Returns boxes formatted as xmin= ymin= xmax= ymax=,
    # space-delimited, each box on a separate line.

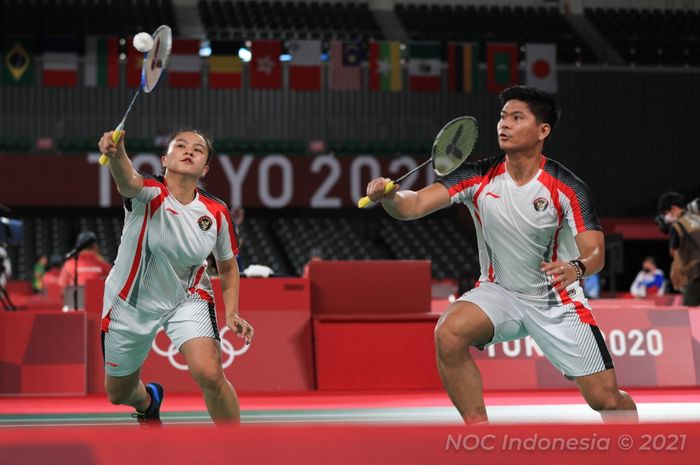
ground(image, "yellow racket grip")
xmin=356 ymin=181 xmax=397 ymax=208
xmin=98 ymin=129 xmax=123 ymax=166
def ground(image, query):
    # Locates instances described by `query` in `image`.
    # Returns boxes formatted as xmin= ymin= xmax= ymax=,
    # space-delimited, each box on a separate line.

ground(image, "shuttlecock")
xmin=133 ymin=32 xmax=154 ymax=53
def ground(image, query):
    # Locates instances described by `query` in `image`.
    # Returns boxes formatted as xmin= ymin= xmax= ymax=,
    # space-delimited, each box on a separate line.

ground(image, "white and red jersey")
xmin=438 ymin=155 xmax=602 ymax=311
xmin=103 ymin=174 xmax=238 ymax=313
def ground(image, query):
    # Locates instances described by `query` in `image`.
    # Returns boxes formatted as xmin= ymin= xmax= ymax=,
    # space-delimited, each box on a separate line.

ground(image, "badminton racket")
xmin=98 ymin=25 xmax=172 ymax=165
xmin=358 ymin=116 xmax=479 ymax=208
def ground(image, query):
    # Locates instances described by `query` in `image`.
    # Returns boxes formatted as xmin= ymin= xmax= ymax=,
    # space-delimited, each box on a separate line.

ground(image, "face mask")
xmin=664 ymin=212 xmax=675 ymax=224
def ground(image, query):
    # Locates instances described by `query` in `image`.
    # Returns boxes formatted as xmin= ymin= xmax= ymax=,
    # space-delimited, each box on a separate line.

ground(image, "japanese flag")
xmin=525 ymin=43 xmax=557 ymax=93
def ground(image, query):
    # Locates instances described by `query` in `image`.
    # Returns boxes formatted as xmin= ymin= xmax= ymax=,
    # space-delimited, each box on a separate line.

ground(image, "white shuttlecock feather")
xmin=133 ymin=33 xmax=154 ymax=53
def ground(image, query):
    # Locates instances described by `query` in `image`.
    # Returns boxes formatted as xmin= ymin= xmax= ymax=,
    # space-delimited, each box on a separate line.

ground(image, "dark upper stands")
xmin=395 ymin=3 xmax=595 ymax=64
xmin=0 ymin=0 xmax=178 ymax=38
xmin=585 ymin=7 xmax=700 ymax=66
xmin=11 ymin=210 xmax=481 ymax=284
xmin=198 ymin=0 xmax=384 ymax=40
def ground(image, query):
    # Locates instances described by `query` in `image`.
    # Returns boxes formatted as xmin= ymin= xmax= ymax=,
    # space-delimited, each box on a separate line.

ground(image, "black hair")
xmin=499 ymin=85 xmax=559 ymax=138
xmin=167 ymin=129 xmax=215 ymax=164
xmin=657 ymin=191 xmax=685 ymax=213
xmin=643 ymin=256 xmax=656 ymax=266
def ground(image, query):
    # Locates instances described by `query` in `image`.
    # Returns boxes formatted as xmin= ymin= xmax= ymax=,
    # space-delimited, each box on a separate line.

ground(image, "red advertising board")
xmin=0 ymin=311 xmax=86 ymax=395
xmin=473 ymin=305 xmax=697 ymax=389
xmin=0 ymin=153 xmax=436 ymax=208
xmin=84 ymin=277 xmax=314 ymax=394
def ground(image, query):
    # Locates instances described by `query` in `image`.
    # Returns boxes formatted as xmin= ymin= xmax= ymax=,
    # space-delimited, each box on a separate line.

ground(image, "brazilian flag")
xmin=2 ymin=37 xmax=35 ymax=85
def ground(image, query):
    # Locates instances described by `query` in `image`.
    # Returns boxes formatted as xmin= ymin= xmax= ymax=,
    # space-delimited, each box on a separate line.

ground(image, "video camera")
xmin=654 ymin=197 xmax=700 ymax=234
xmin=0 ymin=217 xmax=23 ymax=247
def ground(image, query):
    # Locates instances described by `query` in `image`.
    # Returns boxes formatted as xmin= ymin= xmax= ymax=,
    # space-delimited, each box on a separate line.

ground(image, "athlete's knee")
xmin=586 ymin=390 xmax=624 ymax=411
xmin=191 ymin=365 xmax=226 ymax=393
xmin=434 ymin=318 xmax=473 ymax=363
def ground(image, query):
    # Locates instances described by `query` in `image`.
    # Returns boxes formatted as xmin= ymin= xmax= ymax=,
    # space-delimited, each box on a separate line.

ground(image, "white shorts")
xmin=101 ymin=294 xmax=220 ymax=377
xmin=458 ymin=281 xmax=614 ymax=379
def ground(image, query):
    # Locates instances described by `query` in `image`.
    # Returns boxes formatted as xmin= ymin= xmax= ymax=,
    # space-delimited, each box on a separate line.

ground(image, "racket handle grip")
xmin=357 ymin=196 xmax=372 ymax=209
xmin=98 ymin=129 xmax=124 ymax=166
xmin=357 ymin=181 xmax=397 ymax=209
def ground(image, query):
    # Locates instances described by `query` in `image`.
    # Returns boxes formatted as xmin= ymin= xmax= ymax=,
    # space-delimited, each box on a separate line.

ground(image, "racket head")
xmin=142 ymin=25 xmax=172 ymax=93
xmin=431 ymin=116 xmax=478 ymax=176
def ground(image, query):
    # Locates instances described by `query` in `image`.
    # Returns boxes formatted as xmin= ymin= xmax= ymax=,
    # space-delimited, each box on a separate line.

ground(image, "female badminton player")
xmin=98 ymin=129 xmax=253 ymax=425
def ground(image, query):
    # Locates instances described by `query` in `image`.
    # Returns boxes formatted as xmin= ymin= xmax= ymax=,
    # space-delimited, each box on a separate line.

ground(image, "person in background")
xmin=58 ymin=231 xmax=112 ymax=293
xmin=33 ymin=255 xmax=48 ymax=293
xmin=0 ymin=241 xmax=11 ymax=290
xmin=658 ymin=192 xmax=700 ymax=306
xmin=630 ymin=257 xmax=665 ymax=298
xmin=583 ymin=273 xmax=601 ymax=299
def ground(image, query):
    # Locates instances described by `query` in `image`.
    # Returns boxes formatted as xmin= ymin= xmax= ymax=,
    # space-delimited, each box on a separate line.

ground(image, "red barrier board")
xmin=309 ymin=260 xmax=432 ymax=315
xmin=1 ymin=423 xmax=699 ymax=465
xmin=314 ymin=315 xmax=442 ymax=390
xmin=313 ymin=306 xmax=700 ymax=391
xmin=84 ymin=277 xmax=313 ymax=394
xmin=0 ymin=311 xmax=86 ymax=395
xmin=473 ymin=305 xmax=698 ymax=389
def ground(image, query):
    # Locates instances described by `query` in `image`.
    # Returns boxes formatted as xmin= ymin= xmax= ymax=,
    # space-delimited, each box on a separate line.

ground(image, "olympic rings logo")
xmin=151 ymin=326 xmax=251 ymax=371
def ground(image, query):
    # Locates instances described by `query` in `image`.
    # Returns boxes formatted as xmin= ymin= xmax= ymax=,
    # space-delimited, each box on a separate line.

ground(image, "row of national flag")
xmin=2 ymin=37 xmax=558 ymax=93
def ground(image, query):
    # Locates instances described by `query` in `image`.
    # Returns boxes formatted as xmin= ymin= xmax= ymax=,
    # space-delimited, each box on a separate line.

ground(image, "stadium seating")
xmin=585 ymin=7 xmax=700 ymax=66
xmin=394 ymin=3 xmax=596 ymax=64
xmin=197 ymin=0 xmax=384 ymax=41
xmin=0 ymin=0 xmax=178 ymax=37
xmin=11 ymin=211 xmax=480 ymax=286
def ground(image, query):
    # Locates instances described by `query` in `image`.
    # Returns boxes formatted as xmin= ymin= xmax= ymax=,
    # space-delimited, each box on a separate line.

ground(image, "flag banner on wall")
xmin=329 ymin=41 xmax=362 ymax=91
xmin=42 ymin=37 xmax=79 ymax=87
xmin=1 ymin=37 xmax=35 ymax=85
xmin=486 ymin=43 xmax=518 ymax=93
xmin=168 ymin=39 xmax=202 ymax=88
xmin=209 ymin=40 xmax=243 ymax=89
xmin=84 ymin=36 xmax=119 ymax=87
xmin=369 ymin=41 xmax=401 ymax=92
xmin=525 ymin=43 xmax=557 ymax=93
xmin=447 ymin=42 xmax=478 ymax=93
xmin=408 ymin=41 xmax=441 ymax=92
xmin=288 ymin=40 xmax=322 ymax=91
xmin=251 ymin=40 xmax=282 ymax=89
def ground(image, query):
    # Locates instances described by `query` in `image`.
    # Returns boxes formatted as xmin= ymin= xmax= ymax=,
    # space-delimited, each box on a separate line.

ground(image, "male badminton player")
xmin=98 ymin=129 xmax=253 ymax=425
xmin=366 ymin=86 xmax=637 ymax=424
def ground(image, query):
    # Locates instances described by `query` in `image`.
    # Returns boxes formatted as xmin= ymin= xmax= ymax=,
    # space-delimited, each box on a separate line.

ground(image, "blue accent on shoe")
xmin=132 ymin=382 xmax=164 ymax=426
xmin=146 ymin=383 xmax=162 ymax=415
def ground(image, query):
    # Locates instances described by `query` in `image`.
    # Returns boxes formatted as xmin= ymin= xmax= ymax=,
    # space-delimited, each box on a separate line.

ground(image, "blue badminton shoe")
xmin=132 ymin=382 xmax=164 ymax=426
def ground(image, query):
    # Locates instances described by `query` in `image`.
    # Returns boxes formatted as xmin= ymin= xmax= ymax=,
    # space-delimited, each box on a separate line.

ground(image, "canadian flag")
xmin=525 ymin=43 xmax=557 ymax=93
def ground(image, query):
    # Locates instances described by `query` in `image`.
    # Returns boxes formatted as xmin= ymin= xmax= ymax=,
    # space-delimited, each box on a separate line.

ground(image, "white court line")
xmin=1 ymin=403 xmax=699 ymax=427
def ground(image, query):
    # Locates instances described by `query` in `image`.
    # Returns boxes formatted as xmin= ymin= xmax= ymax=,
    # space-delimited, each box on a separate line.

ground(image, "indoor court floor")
xmin=2 ymin=388 xmax=700 ymax=427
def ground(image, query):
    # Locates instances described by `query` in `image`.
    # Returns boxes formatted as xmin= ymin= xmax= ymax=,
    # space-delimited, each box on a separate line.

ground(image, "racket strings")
xmin=432 ymin=118 xmax=478 ymax=176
